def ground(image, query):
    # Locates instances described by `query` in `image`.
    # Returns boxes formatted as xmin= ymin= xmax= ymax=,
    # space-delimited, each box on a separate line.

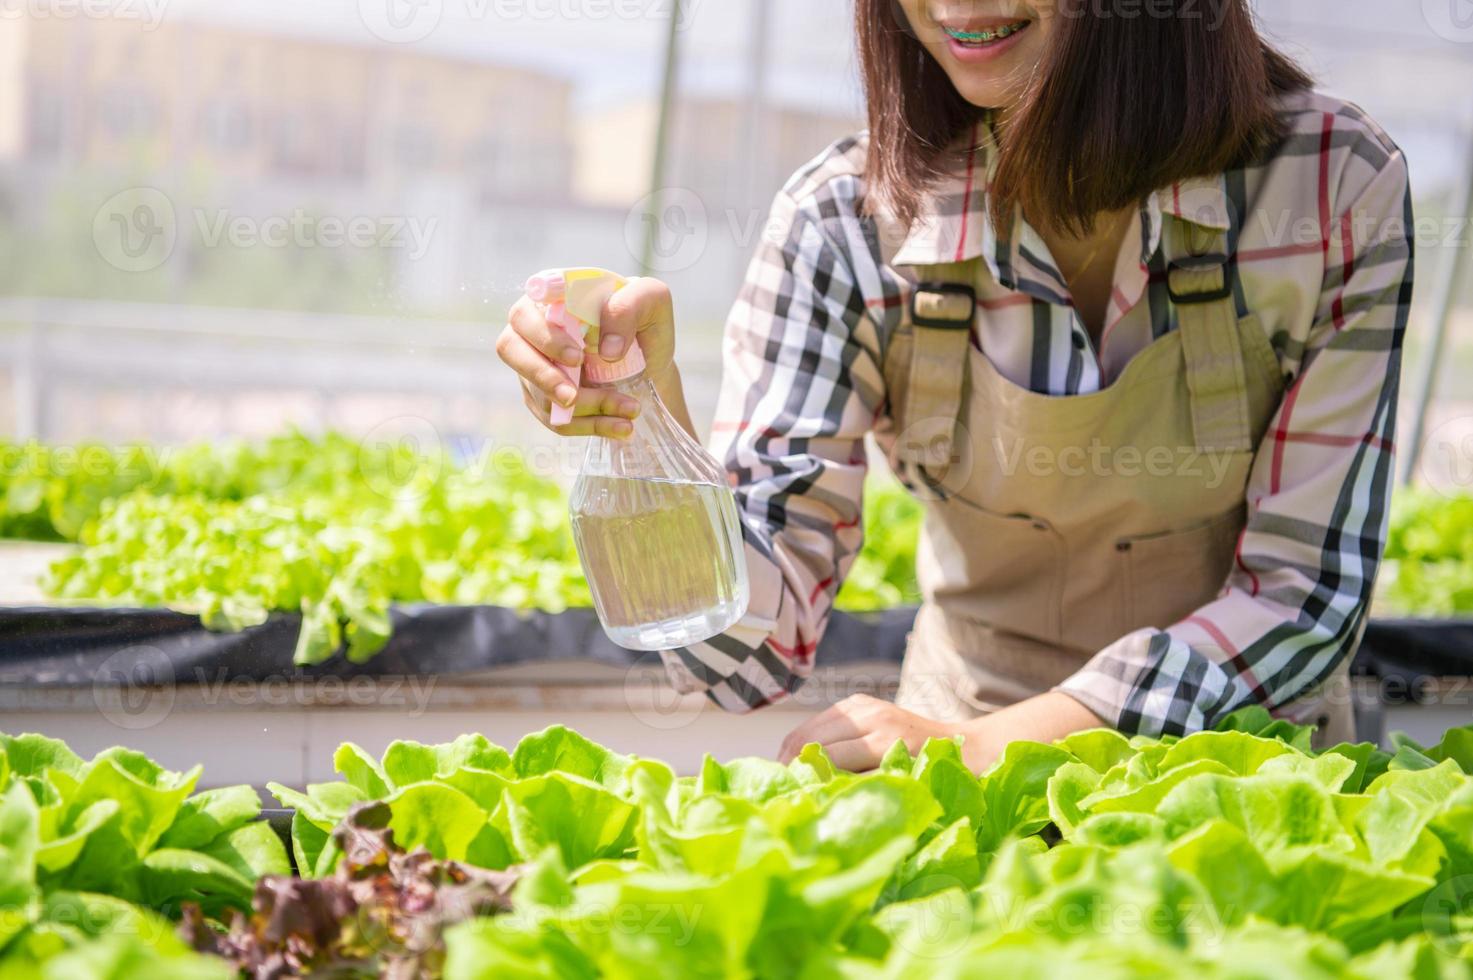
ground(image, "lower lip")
xmin=944 ymin=23 xmax=1031 ymax=63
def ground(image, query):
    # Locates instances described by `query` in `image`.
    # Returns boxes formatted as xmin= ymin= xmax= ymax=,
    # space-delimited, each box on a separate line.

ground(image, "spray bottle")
xmin=524 ymin=268 xmax=750 ymax=650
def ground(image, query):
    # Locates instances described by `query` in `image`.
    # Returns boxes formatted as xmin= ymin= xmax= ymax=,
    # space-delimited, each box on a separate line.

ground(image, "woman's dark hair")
xmin=856 ymin=0 xmax=1313 ymax=234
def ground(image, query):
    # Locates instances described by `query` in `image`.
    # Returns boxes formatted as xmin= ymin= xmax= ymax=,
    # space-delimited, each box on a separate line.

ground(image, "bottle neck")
xmin=579 ymin=371 xmax=724 ymax=485
xmin=592 ymin=372 xmax=657 ymax=403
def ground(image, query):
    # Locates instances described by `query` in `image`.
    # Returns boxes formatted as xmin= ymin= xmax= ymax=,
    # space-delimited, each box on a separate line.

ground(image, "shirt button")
xmin=1072 ymin=332 xmax=1086 ymax=350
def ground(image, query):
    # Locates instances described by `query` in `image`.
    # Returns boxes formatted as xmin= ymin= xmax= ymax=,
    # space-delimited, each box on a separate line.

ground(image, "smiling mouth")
xmin=942 ymin=19 xmax=1031 ymax=45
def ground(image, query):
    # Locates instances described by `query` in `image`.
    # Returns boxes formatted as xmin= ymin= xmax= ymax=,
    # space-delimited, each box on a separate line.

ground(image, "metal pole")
xmin=741 ymin=0 xmax=773 ymax=211
xmin=1400 ymin=127 xmax=1473 ymax=485
xmin=640 ymin=0 xmax=683 ymax=276
xmin=14 ymin=320 xmax=40 ymax=441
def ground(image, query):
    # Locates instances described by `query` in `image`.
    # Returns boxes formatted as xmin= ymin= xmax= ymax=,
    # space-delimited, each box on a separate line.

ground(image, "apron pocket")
xmin=1119 ymin=505 xmax=1245 ymax=632
xmin=921 ymin=496 xmax=1066 ymax=646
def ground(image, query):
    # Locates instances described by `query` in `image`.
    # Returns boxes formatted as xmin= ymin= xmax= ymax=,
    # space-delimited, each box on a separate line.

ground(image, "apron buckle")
xmin=910 ymin=282 xmax=977 ymax=330
xmin=1167 ymin=254 xmax=1233 ymax=306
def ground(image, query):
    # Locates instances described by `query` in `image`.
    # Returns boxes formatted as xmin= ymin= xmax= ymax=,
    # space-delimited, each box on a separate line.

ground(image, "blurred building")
xmin=0 ymin=14 xmax=574 ymax=199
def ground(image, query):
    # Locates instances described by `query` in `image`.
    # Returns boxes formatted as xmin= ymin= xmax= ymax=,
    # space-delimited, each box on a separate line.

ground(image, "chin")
xmin=929 ymin=45 xmax=1040 ymax=111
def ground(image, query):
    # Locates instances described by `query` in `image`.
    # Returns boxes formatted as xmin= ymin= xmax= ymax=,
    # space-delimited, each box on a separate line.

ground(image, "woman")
xmin=498 ymin=1 xmax=1414 ymax=772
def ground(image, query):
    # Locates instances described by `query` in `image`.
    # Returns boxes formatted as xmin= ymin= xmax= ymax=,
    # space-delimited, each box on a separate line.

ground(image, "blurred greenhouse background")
xmin=0 ymin=0 xmax=1470 ymax=490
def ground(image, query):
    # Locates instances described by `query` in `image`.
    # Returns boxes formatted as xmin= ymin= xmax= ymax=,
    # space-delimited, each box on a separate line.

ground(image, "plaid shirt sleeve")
xmin=657 ymin=144 xmax=891 ymax=712
xmin=1058 ymin=116 xmax=1415 ymax=736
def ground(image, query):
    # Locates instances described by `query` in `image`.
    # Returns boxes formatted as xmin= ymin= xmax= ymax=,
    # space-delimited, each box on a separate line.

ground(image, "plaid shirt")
xmin=660 ymin=89 xmax=1414 ymax=737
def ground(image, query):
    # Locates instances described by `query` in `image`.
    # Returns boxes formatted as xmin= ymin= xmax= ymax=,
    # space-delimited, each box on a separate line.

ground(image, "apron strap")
xmin=893 ymin=260 xmax=978 ymax=482
xmin=891 ymin=219 xmax=1253 ymax=476
xmin=1163 ymin=219 xmax=1255 ymax=453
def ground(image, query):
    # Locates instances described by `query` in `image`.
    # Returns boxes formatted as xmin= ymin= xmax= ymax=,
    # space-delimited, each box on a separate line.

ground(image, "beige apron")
xmin=881 ymin=218 xmax=1355 ymax=747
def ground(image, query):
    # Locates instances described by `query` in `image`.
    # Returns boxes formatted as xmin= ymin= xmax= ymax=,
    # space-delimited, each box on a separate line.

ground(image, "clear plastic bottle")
xmin=567 ymin=342 xmax=750 ymax=650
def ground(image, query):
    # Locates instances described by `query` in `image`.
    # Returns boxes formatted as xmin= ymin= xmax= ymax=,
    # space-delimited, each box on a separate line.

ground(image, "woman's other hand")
xmin=777 ymin=694 xmax=955 ymax=772
xmin=777 ymin=691 xmax=1106 ymax=774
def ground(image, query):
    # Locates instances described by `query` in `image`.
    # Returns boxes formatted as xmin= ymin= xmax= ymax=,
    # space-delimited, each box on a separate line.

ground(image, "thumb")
xmin=597 ymin=276 xmax=671 ymax=362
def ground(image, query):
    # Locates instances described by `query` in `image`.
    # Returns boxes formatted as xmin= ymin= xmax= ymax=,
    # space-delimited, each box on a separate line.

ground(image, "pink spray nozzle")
xmin=524 ymin=270 xmax=566 ymax=303
xmin=545 ymin=301 xmax=585 ymax=336
xmin=544 ymin=300 xmax=586 ymax=427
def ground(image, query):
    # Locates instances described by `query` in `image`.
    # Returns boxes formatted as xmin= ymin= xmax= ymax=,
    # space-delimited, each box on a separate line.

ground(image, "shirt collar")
xmin=891 ymin=121 xmax=1234 ymax=278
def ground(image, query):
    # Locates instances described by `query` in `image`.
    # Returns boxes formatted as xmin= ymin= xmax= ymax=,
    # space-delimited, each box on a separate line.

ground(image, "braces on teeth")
xmin=945 ymin=22 xmax=1026 ymax=43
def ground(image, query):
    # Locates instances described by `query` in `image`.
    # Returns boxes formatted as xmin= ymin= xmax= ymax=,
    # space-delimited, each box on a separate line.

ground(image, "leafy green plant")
xmin=36 ymin=433 xmax=590 ymax=664
xmin=259 ymin=721 xmax=1473 ymax=978
xmin=835 ymin=477 xmax=924 ymax=613
xmin=6 ymin=722 xmax=1473 ymax=976
xmin=1381 ymin=490 xmax=1473 ymax=616
xmin=11 ymin=432 xmax=924 ymax=665
xmin=0 ymin=441 xmax=162 ymax=542
xmin=0 ymin=733 xmax=288 ymax=978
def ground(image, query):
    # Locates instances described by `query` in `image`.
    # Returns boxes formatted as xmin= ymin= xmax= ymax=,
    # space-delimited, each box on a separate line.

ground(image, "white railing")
xmin=0 ymin=297 xmax=724 ymax=445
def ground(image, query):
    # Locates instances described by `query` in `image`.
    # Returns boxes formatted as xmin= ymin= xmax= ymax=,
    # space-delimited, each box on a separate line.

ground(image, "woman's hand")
xmin=778 ymin=694 xmax=954 ymax=772
xmin=496 ymin=276 xmax=679 ymax=439
xmin=777 ymin=691 xmax=1107 ymax=774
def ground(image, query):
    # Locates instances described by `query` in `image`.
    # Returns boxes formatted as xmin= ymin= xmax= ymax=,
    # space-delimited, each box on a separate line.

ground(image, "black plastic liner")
xmin=1359 ymin=618 xmax=1473 ymax=684
xmin=0 ymin=604 xmax=1468 ymax=687
xmin=0 ymin=604 xmax=918 ymax=686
